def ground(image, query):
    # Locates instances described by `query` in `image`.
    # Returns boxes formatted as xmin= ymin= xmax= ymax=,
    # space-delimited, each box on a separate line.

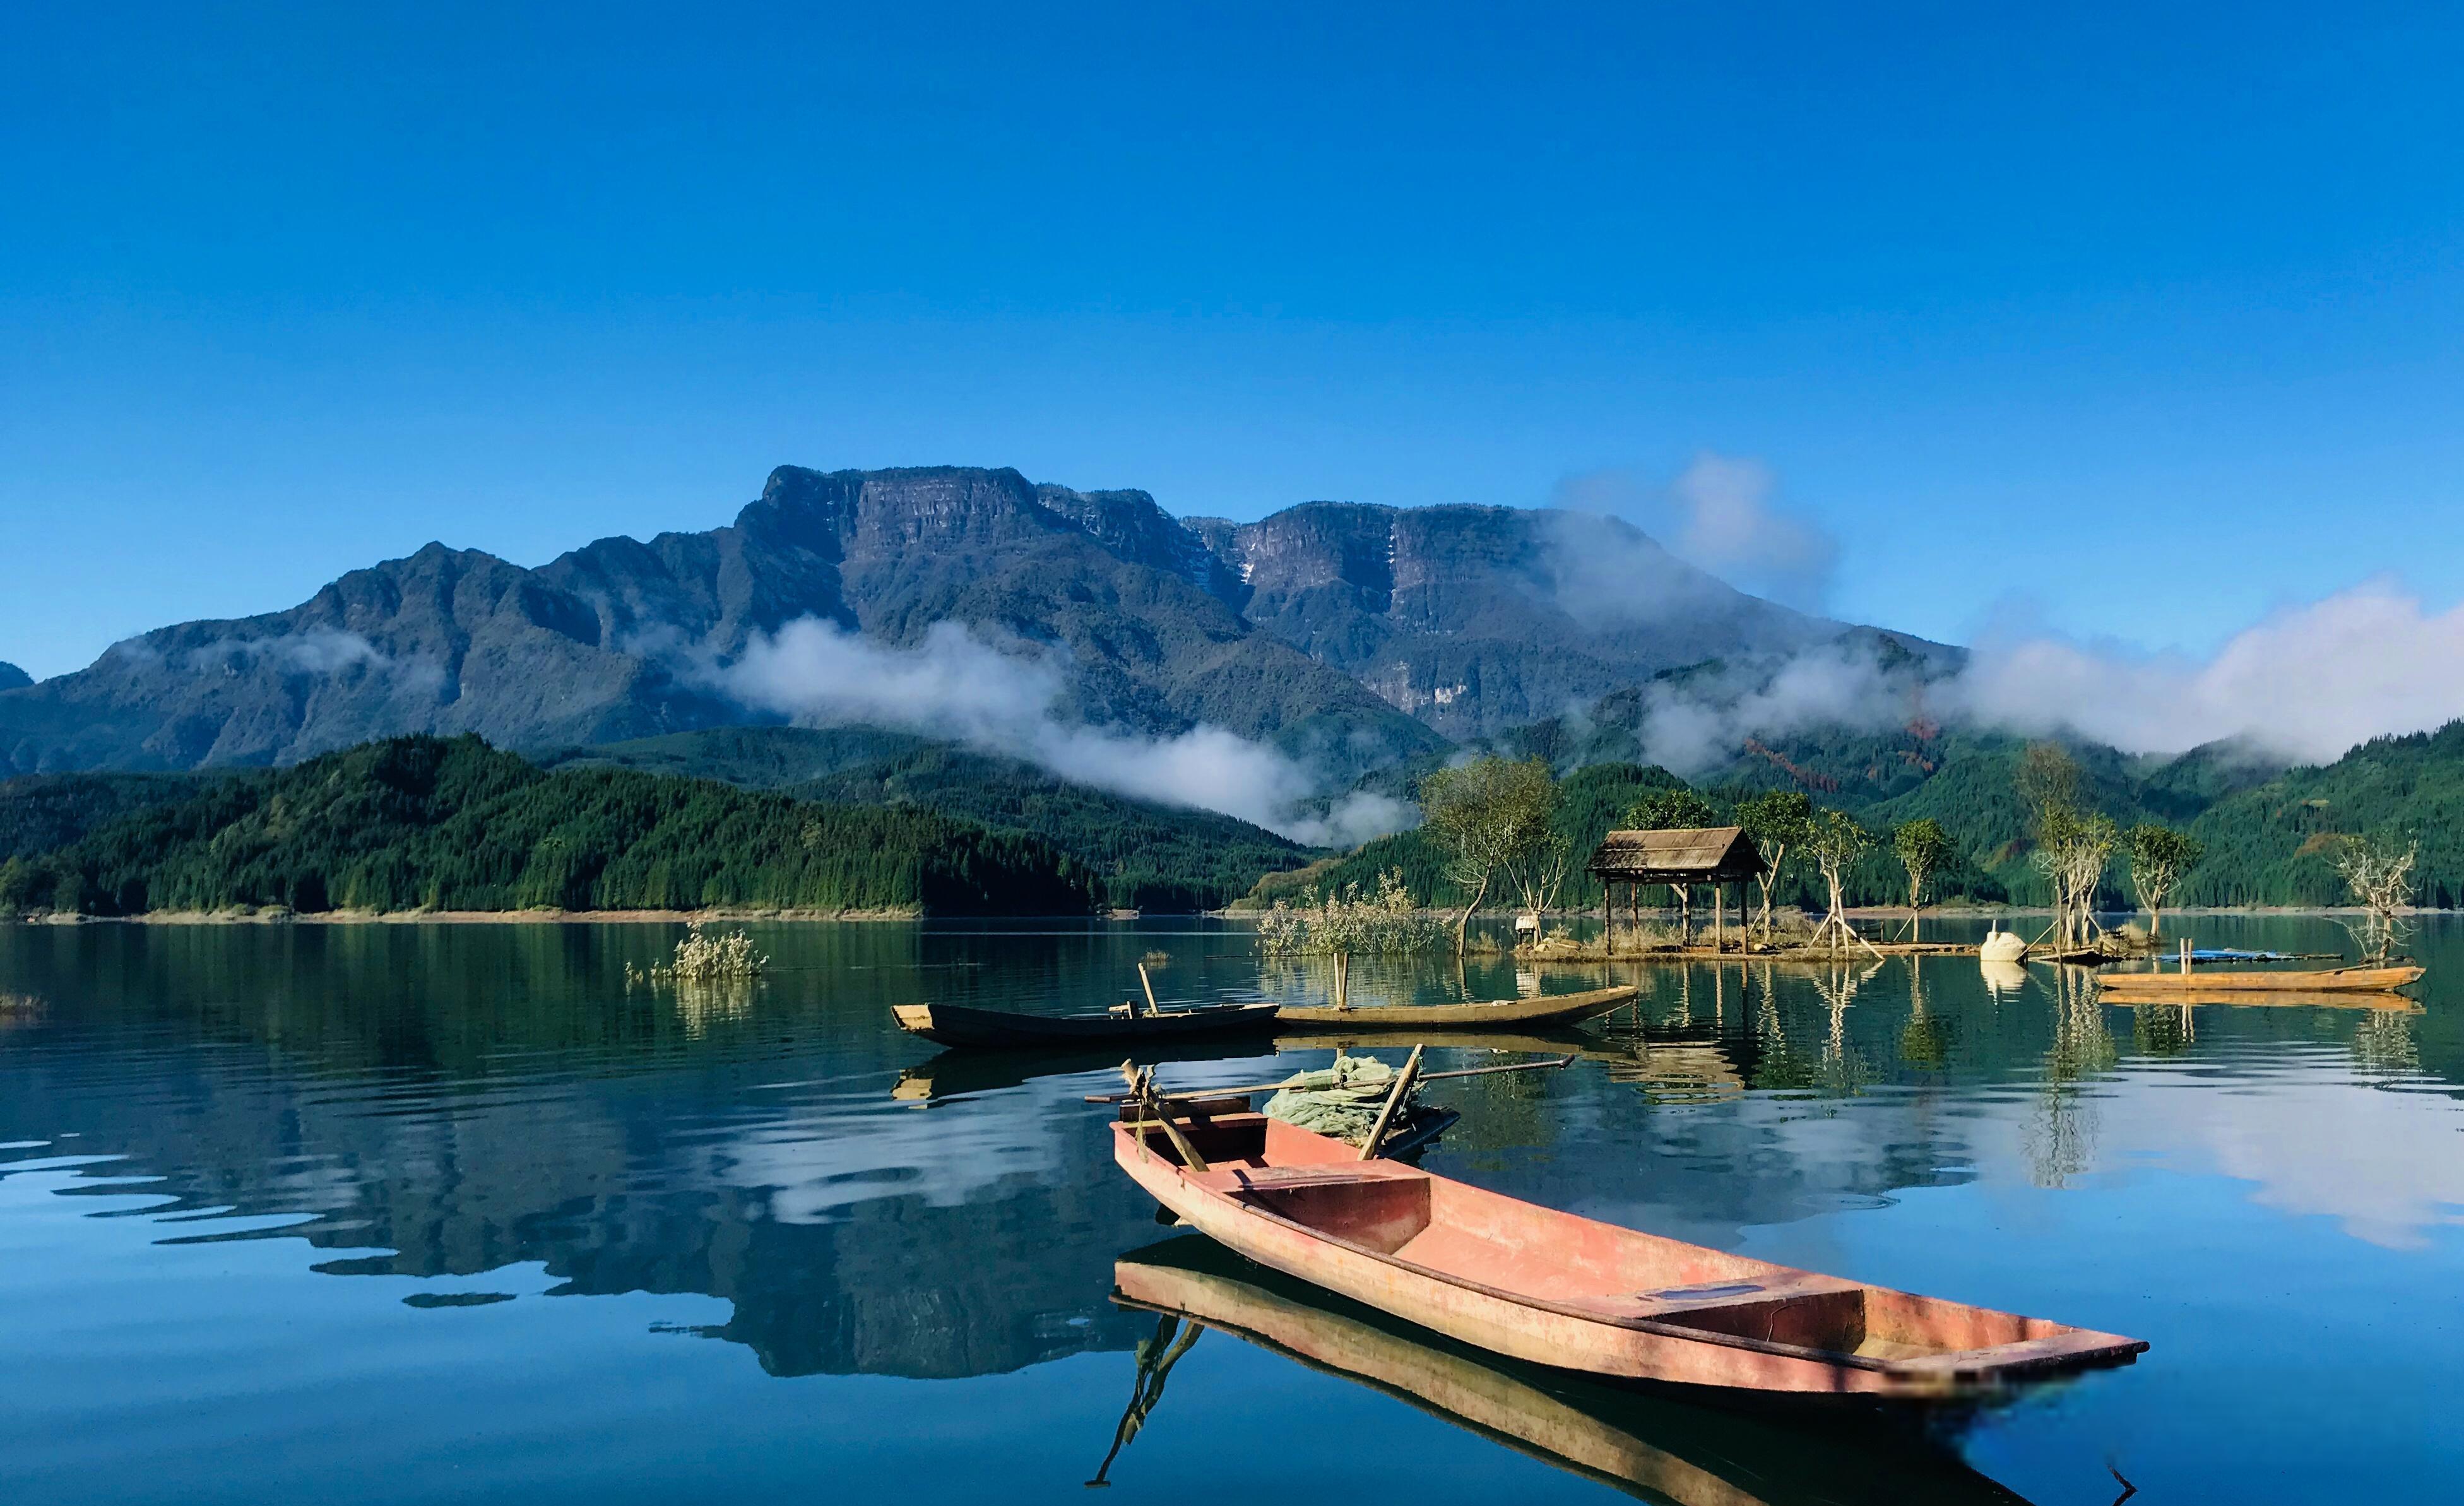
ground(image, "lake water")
xmin=3 ymin=915 xmax=2460 ymax=1505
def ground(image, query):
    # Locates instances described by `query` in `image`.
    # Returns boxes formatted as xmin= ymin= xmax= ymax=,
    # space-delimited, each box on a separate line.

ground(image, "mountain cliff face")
xmin=0 ymin=663 xmax=28 ymax=691
xmin=0 ymin=464 xmax=1916 ymax=779
xmin=1187 ymin=502 xmax=1845 ymax=738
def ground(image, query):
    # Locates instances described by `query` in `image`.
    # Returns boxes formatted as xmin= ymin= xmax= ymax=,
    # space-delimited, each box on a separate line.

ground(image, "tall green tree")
xmin=2126 ymin=824 xmax=2204 ymax=937
xmin=1623 ymin=787 xmax=1721 ymax=831
xmin=1418 ymin=757 xmax=1559 ymax=954
xmin=1734 ymin=789 xmax=1813 ymax=942
xmin=1892 ymin=818 xmax=1953 ymax=942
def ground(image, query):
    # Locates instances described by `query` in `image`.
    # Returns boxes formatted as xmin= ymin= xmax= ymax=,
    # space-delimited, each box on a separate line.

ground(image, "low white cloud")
xmin=170 ymin=628 xmax=392 ymax=676
xmin=1554 ymin=454 xmax=1840 ymax=612
xmin=1948 ymin=579 xmax=2464 ymax=764
xmin=1607 ymin=577 xmax=2464 ymax=775
xmin=721 ymin=618 xmax=1409 ymax=845
xmin=1618 ymin=643 xmax=1921 ymax=776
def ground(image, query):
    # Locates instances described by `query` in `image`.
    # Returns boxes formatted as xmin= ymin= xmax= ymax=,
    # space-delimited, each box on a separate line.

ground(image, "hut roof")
xmin=1585 ymin=826 xmax=1765 ymax=882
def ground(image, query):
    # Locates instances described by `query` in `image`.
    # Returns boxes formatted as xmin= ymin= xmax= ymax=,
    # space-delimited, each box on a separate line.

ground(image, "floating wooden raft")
xmin=1274 ymin=984 xmax=1635 ymax=1030
xmin=1111 ymin=1103 xmax=2145 ymax=1397
xmin=2098 ymin=963 xmax=2424 ymax=995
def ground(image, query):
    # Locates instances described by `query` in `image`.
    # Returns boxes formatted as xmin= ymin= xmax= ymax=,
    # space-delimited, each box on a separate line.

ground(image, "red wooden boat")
xmin=1112 ymin=1103 xmax=2145 ymax=1398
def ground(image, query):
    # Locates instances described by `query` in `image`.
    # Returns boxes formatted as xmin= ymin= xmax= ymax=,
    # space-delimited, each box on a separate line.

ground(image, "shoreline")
xmin=12 ymin=906 xmax=924 ymax=927
xmin=9 ymin=903 xmax=2451 ymax=928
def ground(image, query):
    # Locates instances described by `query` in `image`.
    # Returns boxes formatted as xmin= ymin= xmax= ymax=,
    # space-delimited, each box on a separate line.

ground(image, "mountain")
xmin=0 ymin=465 xmax=1934 ymax=788
xmin=2179 ymin=721 xmax=2464 ymax=908
xmin=1187 ymin=503 xmax=1884 ymax=739
xmin=0 ymin=662 xmax=28 ymax=692
xmin=0 ymin=466 xmax=1440 ymax=780
xmin=544 ymin=725 xmax=1315 ymax=910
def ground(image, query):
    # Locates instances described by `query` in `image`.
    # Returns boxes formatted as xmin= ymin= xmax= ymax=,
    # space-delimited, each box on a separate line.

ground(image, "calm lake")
xmin=3 ymin=915 xmax=2459 ymax=1504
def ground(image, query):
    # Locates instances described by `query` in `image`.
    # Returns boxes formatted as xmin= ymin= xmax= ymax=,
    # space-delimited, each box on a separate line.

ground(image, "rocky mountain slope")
xmin=0 ymin=662 xmax=28 ymax=691
xmin=0 ymin=464 xmax=1925 ymax=785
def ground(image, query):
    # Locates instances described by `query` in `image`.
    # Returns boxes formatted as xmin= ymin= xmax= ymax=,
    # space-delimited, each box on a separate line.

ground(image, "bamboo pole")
xmin=1357 ymin=1044 xmax=1425 ymax=1161
xmin=1135 ymin=963 xmax=1159 ymax=1017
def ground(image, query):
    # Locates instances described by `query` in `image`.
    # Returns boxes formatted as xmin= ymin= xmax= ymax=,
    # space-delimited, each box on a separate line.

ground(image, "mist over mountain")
xmin=0 ymin=465 xmax=1928 ymax=822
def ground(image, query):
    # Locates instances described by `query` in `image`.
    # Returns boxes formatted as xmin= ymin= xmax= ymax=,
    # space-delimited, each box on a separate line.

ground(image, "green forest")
xmin=0 ymin=736 xmax=1101 ymax=917
xmin=545 ymin=726 xmax=1313 ymax=911
xmin=8 ymin=714 xmax=2464 ymax=924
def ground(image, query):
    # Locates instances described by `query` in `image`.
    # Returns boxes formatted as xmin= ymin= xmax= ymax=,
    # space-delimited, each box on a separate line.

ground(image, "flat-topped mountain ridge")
xmin=0 ymin=464 xmax=1933 ymax=778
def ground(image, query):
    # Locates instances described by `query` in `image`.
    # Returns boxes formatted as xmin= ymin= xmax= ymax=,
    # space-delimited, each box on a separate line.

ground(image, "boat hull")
xmin=1274 ymin=984 xmax=1635 ymax=1030
xmin=2099 ymin=964 xmax=2423 ymax=994
xmin=892 ymin=1001 xmax=1282 ymax=1048
xmin=1113 ymin=1113 xmax=2143 ymax=1398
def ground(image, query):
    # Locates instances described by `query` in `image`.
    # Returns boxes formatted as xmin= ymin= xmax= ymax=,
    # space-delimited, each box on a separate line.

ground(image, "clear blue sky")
xmin=4 ymin=1 xmax=2461 ymax=679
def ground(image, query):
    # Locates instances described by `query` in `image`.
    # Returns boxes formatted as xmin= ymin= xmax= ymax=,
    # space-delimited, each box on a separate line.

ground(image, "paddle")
xmin=1356 ymin=1043 xmax=1424 ymax=1161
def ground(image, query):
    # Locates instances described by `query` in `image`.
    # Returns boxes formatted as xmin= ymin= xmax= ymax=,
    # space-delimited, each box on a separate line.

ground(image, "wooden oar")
xmin=1118 ymin=1061 xmax=1211 ymax=1173
xmin=1083 ymin=1053 xmax=1576 ymax=1105
xmin=1357 ymin=1043 xmax=1424 ymax=1161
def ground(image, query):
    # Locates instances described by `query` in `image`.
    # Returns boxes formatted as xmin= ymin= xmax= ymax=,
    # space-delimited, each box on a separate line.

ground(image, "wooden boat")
xmin=2097 ymin=963 xmax=2424 ymax=995
xmin=1112 ymin=1104 xmax=2145 ymax=1397
xmin=1274 ymin=984 xmax=1635 ymax=1031
xmin=2103 ymin=989 xmax=2422 ymax=1012
xmin=891 ymin=1000 xmax=1281 ymax=1048
xmin=1112 ymin=1235 xmax=2039 ymax=1505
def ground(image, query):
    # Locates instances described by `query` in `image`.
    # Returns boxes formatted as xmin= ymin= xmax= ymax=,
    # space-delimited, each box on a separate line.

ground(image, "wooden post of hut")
xmin=1584 ymin=827 xmax=1767 ymax=959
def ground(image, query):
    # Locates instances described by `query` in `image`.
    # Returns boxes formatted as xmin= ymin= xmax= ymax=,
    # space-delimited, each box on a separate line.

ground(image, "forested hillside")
xmin=0 ymin=736 xmax=1099 ymax=917
xmin=1250 ymin=718 xmax=2464 ymax=915
xmin=547 ymin=726 xmax=1317 ymax=910
xmin=2178 ymin=722 xmax=2464 ymax=907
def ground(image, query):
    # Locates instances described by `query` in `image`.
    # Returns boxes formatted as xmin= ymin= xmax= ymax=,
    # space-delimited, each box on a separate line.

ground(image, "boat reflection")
xmin=892 ymin=1043 xmax=1273 ymax=1102
xmin=1979 ymin=959 xmax=2031 ymax=998
xmin=1101 ymin=1235 xmax=2044 ymax=1505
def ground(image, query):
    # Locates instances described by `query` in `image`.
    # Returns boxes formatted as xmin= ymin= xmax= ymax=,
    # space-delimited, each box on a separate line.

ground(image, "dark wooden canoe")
xmin=1113 ymin=1106 xmax=2145 ymax=1397
xmin=1274 ymin=984 xmax=1635 ymax=1031
xmin=891 ymin=1001 xmax=1281 ymax=1049
xmin=1112 ymin=1235 xmax=2039 ymax=1505
xmin=2099 ymin=963 xmax=2424 ymax=995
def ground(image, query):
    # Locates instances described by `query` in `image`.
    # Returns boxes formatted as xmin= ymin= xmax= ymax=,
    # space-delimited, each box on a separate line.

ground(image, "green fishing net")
xmin=1260 ymin=1053 xmax=1424 ymax=1145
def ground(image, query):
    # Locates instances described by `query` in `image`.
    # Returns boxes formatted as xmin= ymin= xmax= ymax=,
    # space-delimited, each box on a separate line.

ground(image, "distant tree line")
xmin=0 ymin=736 xmax=1101 ymax=918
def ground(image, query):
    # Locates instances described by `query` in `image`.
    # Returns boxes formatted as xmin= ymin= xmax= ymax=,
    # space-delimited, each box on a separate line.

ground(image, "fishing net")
xmin=1260 ymin=1053 xmax=1433 ymax=1146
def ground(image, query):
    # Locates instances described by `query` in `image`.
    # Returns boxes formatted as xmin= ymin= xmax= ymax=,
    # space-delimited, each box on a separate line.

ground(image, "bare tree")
xmin=2126 ymin=824 xmax=2204 ymax=937
xmin=1736 ymin=790 xmax=1813 ymax=944
xmin=1418 ymin=757 xmax=1558 ymax=954
xmin=1892 ymin=818 xmax=1952 ymax=943
xmin=2333 ymin=834 xmax=2417 ymax=962
xmin=1506 ymin=829 xmax=1574 ymax=917
xmin=2031 ymin=810 xmax=2117 ymax=949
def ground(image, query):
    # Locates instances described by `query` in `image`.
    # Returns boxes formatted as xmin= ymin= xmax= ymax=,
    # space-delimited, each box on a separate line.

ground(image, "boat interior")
xmin=1120 ymin=1108 xmax=2122 ymax=1375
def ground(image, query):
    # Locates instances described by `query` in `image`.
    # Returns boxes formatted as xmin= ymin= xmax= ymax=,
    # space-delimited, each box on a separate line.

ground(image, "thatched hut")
xmin=1585 ymin=826 xmax=1765 ymax=952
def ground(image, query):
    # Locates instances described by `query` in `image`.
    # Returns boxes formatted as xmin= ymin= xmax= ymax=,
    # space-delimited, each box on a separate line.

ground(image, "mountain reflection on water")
xmin=4 ymin=916 xmax=2463 ymax=1503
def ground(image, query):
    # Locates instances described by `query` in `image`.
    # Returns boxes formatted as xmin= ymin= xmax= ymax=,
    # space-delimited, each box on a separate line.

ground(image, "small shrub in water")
xmin=651 ymin=922 xmax=767 ymax=981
